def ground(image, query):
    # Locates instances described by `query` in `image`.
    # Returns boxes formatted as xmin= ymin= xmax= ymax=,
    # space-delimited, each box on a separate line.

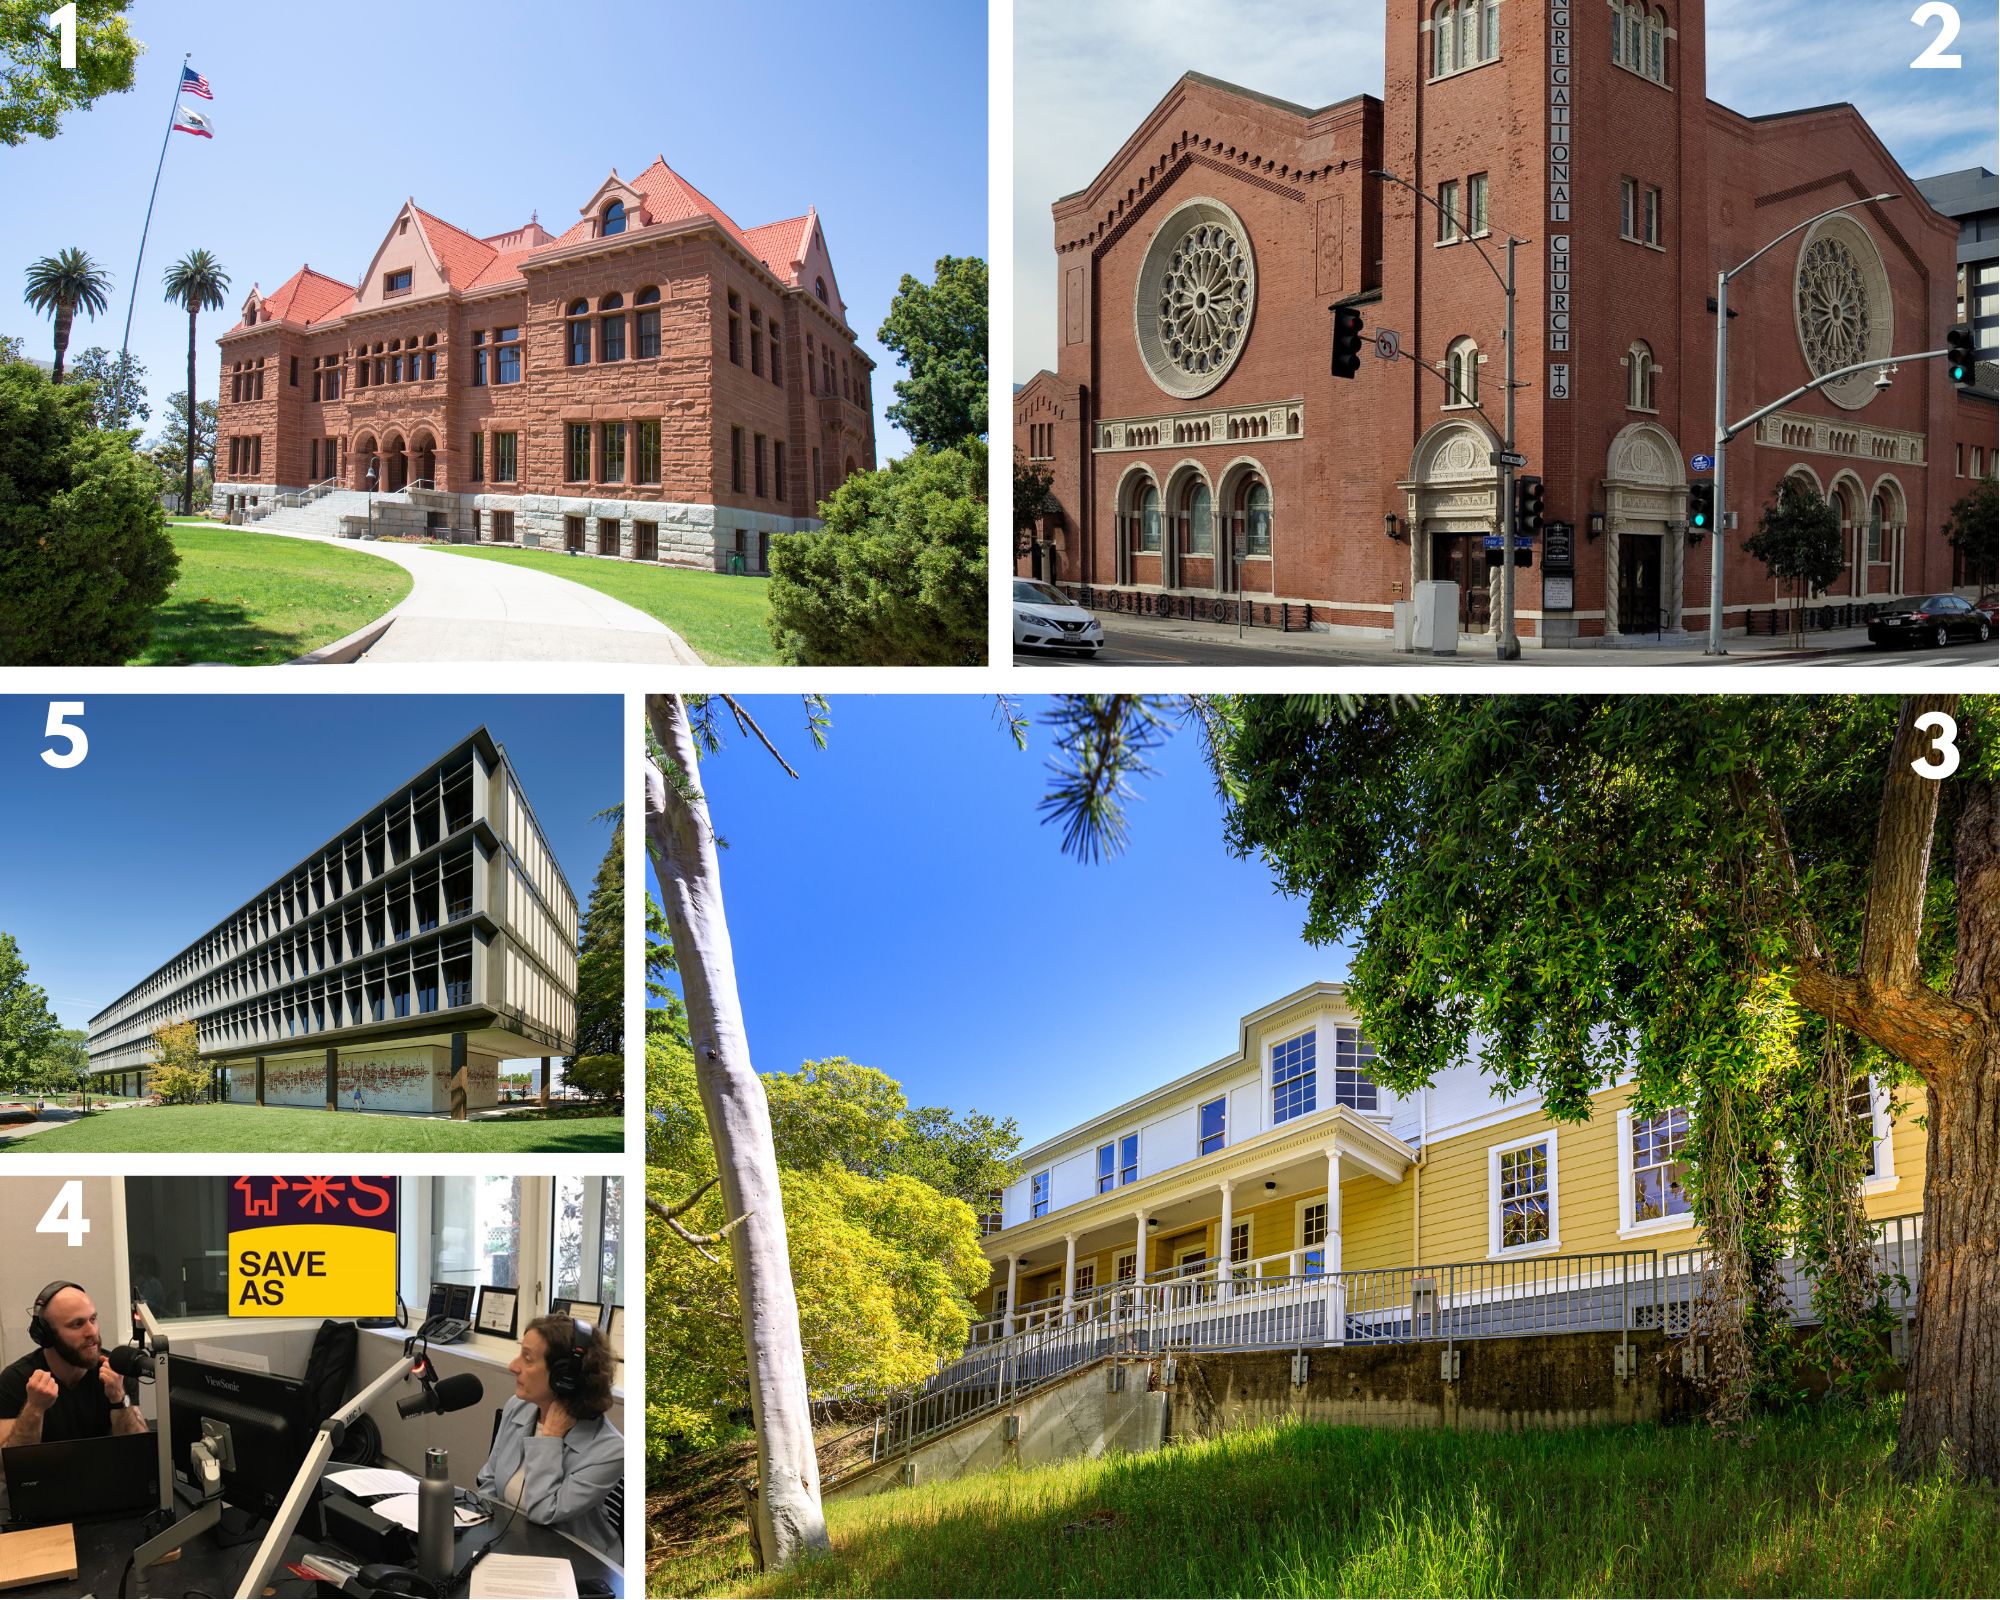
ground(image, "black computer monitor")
xmin=166 ymin=1357 xmax=312 ymax=1517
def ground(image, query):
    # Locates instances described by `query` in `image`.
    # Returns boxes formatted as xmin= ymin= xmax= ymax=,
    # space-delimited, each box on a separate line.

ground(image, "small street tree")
xmin=147 ymin=1019 xmax=208 ymax=1103
xmin=1014 ymin=455 xmax=1056 ymax=579
xmin=1743 ymin=476 xmax=1844 ymax=644
xmin=22 ymin=247 xmax=112 ymax=382
xmin=877 ymin=255 xmax=988 ymax=450
xmin=67 ymin=346 xmax=149 ymax=430
xmin=1942 ymin=476 xmax=1996 ymax=593
xmin=151 ymin=389 xmax=217 ymax=509
xmin=0 ymin=933 xmax=59 ymax=1093
xmin=0 ymin=0 xmax=141 ymax=145
xmin=163 ymin=250 xmax=229 ymax=516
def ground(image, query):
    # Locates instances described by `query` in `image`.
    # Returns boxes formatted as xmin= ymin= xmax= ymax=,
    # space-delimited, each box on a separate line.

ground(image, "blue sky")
xmin=1014 ymin=0 xmax=2000 ymax=376
xmin=4 ymin=0 xmax=988 ymax=458
xmin=0 ymin=696 xmax=620 ymax=1042
xmin=647 ymin=696 xmax=1348 ymax=1150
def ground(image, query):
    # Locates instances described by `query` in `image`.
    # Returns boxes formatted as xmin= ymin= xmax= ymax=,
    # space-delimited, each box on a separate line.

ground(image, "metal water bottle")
xmin=417 ymin=1446 xmax=453 ymax=1583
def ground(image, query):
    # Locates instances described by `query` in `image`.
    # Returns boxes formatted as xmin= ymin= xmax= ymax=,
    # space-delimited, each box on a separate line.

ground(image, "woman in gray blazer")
xmin=477 ymin=1313 xmax=622 ymax=1559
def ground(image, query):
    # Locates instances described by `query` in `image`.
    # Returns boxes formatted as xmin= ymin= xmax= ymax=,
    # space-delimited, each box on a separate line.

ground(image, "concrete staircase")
xmin=249 ymin=488 xmax=379 ymax=536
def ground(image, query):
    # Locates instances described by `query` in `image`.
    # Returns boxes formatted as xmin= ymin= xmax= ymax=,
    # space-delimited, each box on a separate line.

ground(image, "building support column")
xmin=1061 ymin=1233 xmax=1079 ymax=1324
xmin=1134 ymin=1208 xmax=1149 ymax=1297
xmin=255 ymin=1056 xmax=265 ymax=1107
xmin=324 ymin=1047 xmax=338 ymax=1113
xmin=1003 ymin=1254 xmax=1018 ymax=1338
xmin=449 ymin=1032 xmax=468 ymax=1121
xmin=540 ymin=1056 xmax=551 ymax=1108
xmin=1323 ymin=1140 xmax=1346 ymax=1346
xmin=1216 ymin=1178 xmax=1235 ymax=1299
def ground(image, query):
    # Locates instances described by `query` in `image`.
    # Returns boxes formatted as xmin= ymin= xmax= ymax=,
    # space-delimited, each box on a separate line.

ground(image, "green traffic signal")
xmin=1947 ymin=324 xmax=1975 ymax=386
xmin=1688 ymin=482 xmax=1713 ymax=530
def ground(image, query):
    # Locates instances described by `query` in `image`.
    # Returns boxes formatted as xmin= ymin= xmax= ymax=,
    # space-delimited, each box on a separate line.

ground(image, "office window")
xmin=751 ymin=307 xmax=764 ymax=376
xmin=469 ymin=431 xmax=483 ymax=482
xmin=1493 ymin=1137 xmax=1554 ymax=1251
xmin=492 ymin=431 xmax=517 ymax=482
xmin=727 ymin=290 xmax=741 ymax=363
xmin=1631 ymin=1107 xmax=1691 ymax=1222
xmin=1438 ymin=179 xmax=1460 ymax=242
xmin=568 ymin=300 xmax=592 ymax=366
xmin=774 ymin=441 xmax=787 ymax=500
xmin=636 ymin=286 xmax=661 ymax=358
xmin=567 ymin=423 xmax=592 ymax=482
xmin=385 ymin=268 xmax=412 ymax=295
xmin=635 ymin=419 xmax=661 ymax=484
xmin=1331 ymin=1026 xmax=1379 ymax=1110
xmin=472 ymin=330 xmax=487 ymax=387
xmin=1198 ymin=1095 xmax=1226 ymax=1155
xmin=600 ymin=292 xmax=626 ymax=362
xmin=423 ymin=332 xmax=437 ymax=380
xmin=389 ymin=353 xmax=402 ymax=383
xmin=1031 ymin=1170 xmax=1050 ymax=1218
xmin=290 ymin=356 xmax=299 ymax=387
xmin=1469 ymin=172 xmax=1490 ymax=235
xmin=494 ymin=327 xmax=521 ymax=384
xmin=600 ymin=421 xmax=626 ymax=483
xmin=1098 ymin=1142 xmax=1116 ymax=1194
xmin=1272 ymin=1029 xmax=1317 ymax=1125
xmin=731 ymin=426 xmax=745 ymax=493
xmin=1621 ymin=177 xmax=1638 ymax=240
xmin=430 ymin=1176 xmax=522 ymax=1290
xmin=1644 ymin=184 xmax=1662 ymax=246
xmin=754 ymin=433 xmax=767 ymax=496
xmin=1120 ymin=1132 xmax=1139 ymax=1186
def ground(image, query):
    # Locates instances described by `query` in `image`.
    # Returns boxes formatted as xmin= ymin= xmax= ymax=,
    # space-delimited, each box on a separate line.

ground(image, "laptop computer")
xmin=2 ymin=1431 xmax=159 ymax=1527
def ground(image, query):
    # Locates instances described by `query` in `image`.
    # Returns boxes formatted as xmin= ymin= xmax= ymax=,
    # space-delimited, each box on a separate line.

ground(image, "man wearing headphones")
xmin=476 ymin=1313 xmax=622 ymax=1558
xmin=0 ymin=1282 xmax=147 ymax=1449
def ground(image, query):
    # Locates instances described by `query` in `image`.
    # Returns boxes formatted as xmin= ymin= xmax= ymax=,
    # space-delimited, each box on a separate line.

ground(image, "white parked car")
xmin=1014 ymin=578 xmax=1104 ymax=655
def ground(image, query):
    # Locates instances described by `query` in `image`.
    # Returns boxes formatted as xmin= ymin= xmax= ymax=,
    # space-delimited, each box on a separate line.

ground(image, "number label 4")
xmin=37 ymin=1180 xmax=90 ymax=1247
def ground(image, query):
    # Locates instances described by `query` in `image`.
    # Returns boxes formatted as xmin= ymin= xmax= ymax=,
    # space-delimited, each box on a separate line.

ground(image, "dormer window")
xmin=384 ymin=268 xmax=412 ymax=295
xmin=602 ymin=200 xmax=626 ymax=236
xmin=815 ymin=275 xmax=828 ymax=304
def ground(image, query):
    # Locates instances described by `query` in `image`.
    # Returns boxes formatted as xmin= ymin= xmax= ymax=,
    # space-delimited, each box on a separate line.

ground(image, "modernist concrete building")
xmin=208 ymin=155 xmax=876 ymax=573
xmin=86 ymin=729 xmax=577 ymax=1119
xmin=1016 ymin=0 xmax=1994 ymax=641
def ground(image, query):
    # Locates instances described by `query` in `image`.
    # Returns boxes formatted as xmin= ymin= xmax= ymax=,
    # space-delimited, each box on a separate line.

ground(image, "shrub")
xmin=0 ymin=361 xmax=177 ymax=663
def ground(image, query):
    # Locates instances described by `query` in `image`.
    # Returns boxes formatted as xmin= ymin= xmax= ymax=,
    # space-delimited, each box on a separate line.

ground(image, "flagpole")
xmin=119 ymin=51 xmax=190 ymax=368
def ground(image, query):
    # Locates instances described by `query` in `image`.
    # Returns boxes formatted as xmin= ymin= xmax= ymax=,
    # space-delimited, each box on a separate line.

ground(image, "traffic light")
xmin=1687 ymin=481 xmax=1714 ymax=532
xmin=1331 ymin=306 xmax=1365 ymax=380
xmin=1512 ymin=474 xmax=1545 ymax=537
xmin=1947 ymin=324 xmax=1976 ymax=386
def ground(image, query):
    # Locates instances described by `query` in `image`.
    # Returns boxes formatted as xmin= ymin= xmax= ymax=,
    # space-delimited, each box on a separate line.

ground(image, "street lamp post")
xmin=1706 ymin=193 xmax=1899 ymax=654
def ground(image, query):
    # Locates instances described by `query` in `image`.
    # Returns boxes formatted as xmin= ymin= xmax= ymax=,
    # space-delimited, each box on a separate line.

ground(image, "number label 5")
xmin=1911 ymin=2 xmax=1962 ymax=68
xmin=41 ymin=702 xmax=87 ymax=768
xmin=1910 ymin=711 xmax=1960 ymax=780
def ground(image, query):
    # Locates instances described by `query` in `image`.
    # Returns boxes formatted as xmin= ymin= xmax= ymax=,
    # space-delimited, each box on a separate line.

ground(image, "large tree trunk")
xmin=186 ymin=311 xmax=198 ymax=514
xmin=643 ymin=695 xmax=828 ymax=1569
xmin=52 ymin=303 xmax=73 ymax=383
xmin=1899 ymin=776 xmax=2000 ymax=1479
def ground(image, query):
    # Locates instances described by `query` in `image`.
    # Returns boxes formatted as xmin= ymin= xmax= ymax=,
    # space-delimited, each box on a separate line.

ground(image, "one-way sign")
xmin=1489 ymin=449 xmax=1527 ymax=468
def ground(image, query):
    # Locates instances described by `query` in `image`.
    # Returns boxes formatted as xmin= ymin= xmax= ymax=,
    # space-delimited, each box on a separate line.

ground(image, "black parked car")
xmin=1867 ymin=594 xmax=1994 ymax=649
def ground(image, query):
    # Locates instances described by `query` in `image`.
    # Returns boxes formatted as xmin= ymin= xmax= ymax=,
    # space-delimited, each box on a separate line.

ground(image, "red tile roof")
xmin=256 ymin=266 xmax=356 ymax=328
xmin=741 ymin=213 xmax=812 ymax=283
xmin=410 ymin=205 xmax=499 ymax=289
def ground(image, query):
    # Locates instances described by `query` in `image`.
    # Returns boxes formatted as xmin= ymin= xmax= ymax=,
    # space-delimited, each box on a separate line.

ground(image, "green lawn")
xmin=422 ymin=543 xmax=776 ymax=664
xmin=656 ymin=1400 xmax=2000 ymax=1598
xmin=0 ymin=1103 xmax=623 ymax=1154
xmin=131 ymin=526 xmax=412 ymax=665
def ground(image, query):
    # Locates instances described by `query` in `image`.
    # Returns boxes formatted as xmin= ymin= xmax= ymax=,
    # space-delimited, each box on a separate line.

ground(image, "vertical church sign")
xmin=1549 ymin=1 xmax=1573 ymax=393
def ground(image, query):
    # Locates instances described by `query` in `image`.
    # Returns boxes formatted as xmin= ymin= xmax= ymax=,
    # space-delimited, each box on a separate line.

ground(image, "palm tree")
xmin=163 ymin=250 xmax=230 ymax=516
xmin=23 ymin=248 xmax=113 ymax=383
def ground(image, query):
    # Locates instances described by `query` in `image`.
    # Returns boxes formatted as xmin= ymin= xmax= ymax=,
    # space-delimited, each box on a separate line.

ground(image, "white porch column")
xmin=1323 ymin=1140 xmax=1346 ymax=1346
xmin=1062 ymin=1233 xmax=1079 ymax=1323
xmin=1133 ymin=1208 xmax=1149 ymax=1309
xmin=1216 ymin=1178 xmax=1235 ymax=1296
xmin=1003 ymin=1253 xmax=1018 ymax=1338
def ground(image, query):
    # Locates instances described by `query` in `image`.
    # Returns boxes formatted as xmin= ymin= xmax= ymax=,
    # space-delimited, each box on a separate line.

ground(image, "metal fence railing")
xmin=1660 ymin=1210 xmax=1923 ymax=1335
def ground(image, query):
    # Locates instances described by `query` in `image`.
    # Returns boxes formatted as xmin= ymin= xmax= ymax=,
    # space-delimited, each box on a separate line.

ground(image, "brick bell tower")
xmin=1378 ymin=0 xmax=1712 ymax=641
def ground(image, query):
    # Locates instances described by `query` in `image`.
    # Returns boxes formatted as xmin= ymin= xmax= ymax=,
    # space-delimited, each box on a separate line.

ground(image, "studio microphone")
xmin=397 ymin=1370 xmax=484 ymax=1419
xmin=107 ymin=1343 xmax=155 ymax=1381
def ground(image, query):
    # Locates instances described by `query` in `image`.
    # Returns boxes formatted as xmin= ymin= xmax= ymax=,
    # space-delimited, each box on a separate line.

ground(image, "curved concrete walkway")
xmin=256 ymin=526 xmax=702 ymax=664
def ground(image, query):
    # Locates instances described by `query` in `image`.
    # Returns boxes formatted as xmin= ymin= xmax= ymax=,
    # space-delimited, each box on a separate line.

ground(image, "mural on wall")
xmin=216 ymin=1048 xmax=503 ymax=1113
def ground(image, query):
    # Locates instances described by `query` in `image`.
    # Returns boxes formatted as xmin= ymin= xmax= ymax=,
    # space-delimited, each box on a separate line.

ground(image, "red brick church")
xmin=1015 ymin=0 xmax=1994 ymax=642
xmin=213 ymin=156 xmax=876 ymax=570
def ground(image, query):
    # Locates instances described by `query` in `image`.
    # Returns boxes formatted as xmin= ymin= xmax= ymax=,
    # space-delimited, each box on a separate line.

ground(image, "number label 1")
xmin=1910 ymin=711 xmax=1960 ymax=780
xmin=1911 ymin=2 xmax=1962 ymax=67
xmin=45 ymin=1 xmax=75 ymax=68
xmin=37 ymin=1180 xmax=90 ymax=1247
xmin=41 ymin=701 xmax=86 ymax=768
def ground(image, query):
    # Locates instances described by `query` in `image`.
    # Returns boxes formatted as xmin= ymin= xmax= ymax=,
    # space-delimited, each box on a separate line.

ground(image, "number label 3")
xmin=1911 ymin=2 xmax=1962 ymax=68
xmin=1910 ymin=711 xmax=1960 ymax=780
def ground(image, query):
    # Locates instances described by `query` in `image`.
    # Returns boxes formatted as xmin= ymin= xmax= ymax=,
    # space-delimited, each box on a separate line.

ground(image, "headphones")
xmin=29 ymin=1281 xmax=84 ymax=1349
xmin=546 ymin=1317 xmax=596 ymax=1399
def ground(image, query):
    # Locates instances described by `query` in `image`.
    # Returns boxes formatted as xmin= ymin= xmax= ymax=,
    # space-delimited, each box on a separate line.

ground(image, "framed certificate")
xmin=475 ymin=1285 xmax=518 ymax=1338
xmin=553 ymin=1297 xmax=604 ymax=1331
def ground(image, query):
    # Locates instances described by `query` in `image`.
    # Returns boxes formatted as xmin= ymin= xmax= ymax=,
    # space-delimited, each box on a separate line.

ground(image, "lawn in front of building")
xmin=132 ymin=525 xmax=412 ymax=665
xmin=0 ymin=1103 xmax=623 ymax=1154
xmin=421 ymin=544 xmax=776 ymax=664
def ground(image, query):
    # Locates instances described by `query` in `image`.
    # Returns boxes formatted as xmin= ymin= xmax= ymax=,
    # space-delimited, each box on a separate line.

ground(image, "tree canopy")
xmin=67 ymin=346 xmax=149 ymax=430
xmin=877 ymin=256 xmax=988 ymax=450
xmin=1743 ymin=477 xmax=1844 ymax=628
xmin=147 ymin=1019 xmax=206 ymax=1103
xmin=1943 ymin=477 xmax=1996 ymax=590
xmin=767 ymin=441 xmax=986 ymax=666
xmin=0 ymin=0 xmax=140 ymax=145
xmin=0 ymin=933 xmax=60 ymax=1092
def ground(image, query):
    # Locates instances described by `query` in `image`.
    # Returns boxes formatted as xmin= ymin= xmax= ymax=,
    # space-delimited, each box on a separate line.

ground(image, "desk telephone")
xmin=413 ymin=1314 xmax=471 ymax=1345
xmin=412 ymin=1282 xmax=476 ymax=1345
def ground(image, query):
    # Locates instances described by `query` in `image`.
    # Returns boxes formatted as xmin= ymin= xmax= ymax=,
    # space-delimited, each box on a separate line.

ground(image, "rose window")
xmin=1797 ymin=237 xmax=1869 ymax=378
xmin=1135 ymin=198 xmax=1257 ymax=399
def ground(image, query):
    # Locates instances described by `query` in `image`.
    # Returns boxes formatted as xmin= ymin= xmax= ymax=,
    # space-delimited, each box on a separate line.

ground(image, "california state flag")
xmin=172 ymin=106 xmax=214 ymax=138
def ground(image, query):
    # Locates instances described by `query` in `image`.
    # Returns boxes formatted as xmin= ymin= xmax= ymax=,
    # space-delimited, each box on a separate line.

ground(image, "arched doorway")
xmin=381 ymin=433 xmax=408 ymax=492
xmin=1162 ymin=462 xmax=1215 ymax=593
xmin=410 ymin=429 xmax=437 ymax=488
xmin=1114 ymin=466 xmax=1160 ymax=587
xmin=1215 ymin=458 xmax=1272 ymax=595
xmin=1603 ymin=422 xmax=1687 ymax=635
xmin=351 ymin=433 xmax=379 ymax=491
xmin=1408 ymin=421 xmax=1500 ymax=632
xmin=1864 ymin=475 xmax=1906 ymax=597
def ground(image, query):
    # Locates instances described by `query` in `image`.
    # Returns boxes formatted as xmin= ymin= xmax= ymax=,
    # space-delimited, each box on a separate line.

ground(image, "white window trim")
xmin=1268 ymin=1026 xmax=1317 ymax=1128
xmin=1614 ymin=1105 xmax=1698 ymax=1239
xmin=1294 ymin=1193 xmax=1330 ymax=1272
xmin=1031 ymin=1168 xmax=1051 ymax=1217
xmin=1115 ymin=1249 xmax=1137 ymax=1283
xmin=1198 ymin=1093 xmax=1229 ymax=1155
xmin=1487 ymin=1128 xmax=1561 ymax=1258
xmin=1858 ymin=1073 xmax=1899 ymax=1194
xmin=1117 ymin=1127 xmax=1142 ymax=1186
xmin=1228 ymin=1214 xmax=1255 ymax=1274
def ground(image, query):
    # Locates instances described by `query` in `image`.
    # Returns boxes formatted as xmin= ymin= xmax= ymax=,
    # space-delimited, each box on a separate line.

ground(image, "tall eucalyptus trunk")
xmin=185 ymin=307 xmax=199 ymax=512
xmin=643 ymin=694 xmax=828 ymax=1567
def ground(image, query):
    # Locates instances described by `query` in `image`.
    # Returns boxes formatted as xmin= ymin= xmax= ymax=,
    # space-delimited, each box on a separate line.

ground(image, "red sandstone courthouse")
xmin=1015 ymin=0 xmax=1996 ymax=642
xmin=213 ymin=156 xmax=876 ymax=571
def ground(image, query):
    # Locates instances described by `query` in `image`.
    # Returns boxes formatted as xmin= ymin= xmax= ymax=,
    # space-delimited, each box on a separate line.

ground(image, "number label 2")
xmin=1911 ymin=2 xmax=1962 ymax=68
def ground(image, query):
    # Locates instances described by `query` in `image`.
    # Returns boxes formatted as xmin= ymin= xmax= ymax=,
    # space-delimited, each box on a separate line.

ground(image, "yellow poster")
xmin=225 ymin=1176 xmax=397 ymax=1317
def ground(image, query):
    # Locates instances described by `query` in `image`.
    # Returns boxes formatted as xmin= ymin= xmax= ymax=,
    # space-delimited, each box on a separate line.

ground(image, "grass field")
xmin=132 ymin=526 xmax=411 ymax=665
xmin=421 ymin=544 xmax=776 ymax=664
xmin=0 ymin=1103 xmax=623 ymax=1154
xmin=654 ymin=1400 xmax=2000 ymax=1598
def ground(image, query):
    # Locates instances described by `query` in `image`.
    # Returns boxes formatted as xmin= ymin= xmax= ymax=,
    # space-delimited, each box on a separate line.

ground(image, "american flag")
xmin=179 ymin=65 xmax=213 ymax=99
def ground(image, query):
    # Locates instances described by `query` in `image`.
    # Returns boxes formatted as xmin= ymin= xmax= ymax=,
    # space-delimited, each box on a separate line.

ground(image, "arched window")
xmin=422 ymin=330 xmax=437 ymax=381
xmin=1185 ymin=481 xmax=1213 ymax=554
xmin=1481 ymin=0 xmax=1500 ymax=58
xmin=1433 ymin=0 xmax=1455 ymax=74
xmin=1626 ymin=5 xmax=1644 ymax=71
xmin=599 ymin=291 xmax=626 ymax=362
xmin=1459 ymin=0 xmax=1477 ymax=65
xmin=1867 ymin=493 xmax=1886 ymax=562
xmin=1141 ymin=485 xmax=1162 ymax=551
xmin=1647 ymin=8 xmax=1665 ymax=80
xmin=1244 ymin=479 xmax=1272 ymax=555
xmin=602 ymin=200 xmax=626 ymax=236
xmin=815 ymin=275 xmax=828 ymax=304
xmin=567 ymin=299 xmax=591 ymax=366
xmin=1627 ymin=340 xmax=1655 ymax=410
xmin=1447 ymin=337 xmax=1479 ymax=406
xmin=635 ymin=286 xmax=661 ymax=359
